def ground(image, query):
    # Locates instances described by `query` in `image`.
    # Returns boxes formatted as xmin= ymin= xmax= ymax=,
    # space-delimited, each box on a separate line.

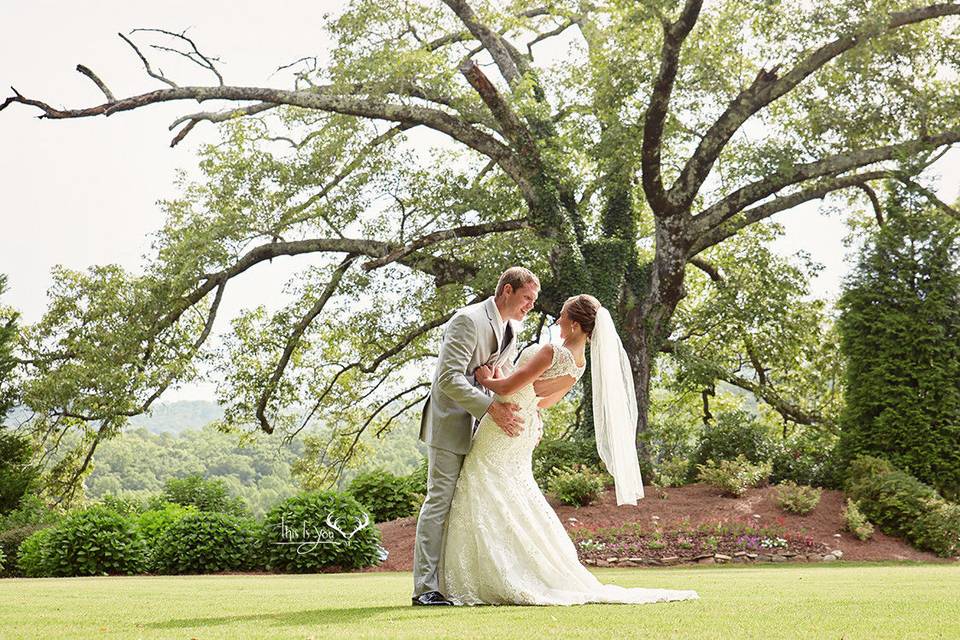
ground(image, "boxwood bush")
xmin=153 ymin=511 xmax=261 ymax=574
xmin=261 ymin=492 xmax=382 ymax=572
xmin=347 ymin=469 xmax=421 ymax=523
xmin=846 ymin=455 xmax=960 ymax=557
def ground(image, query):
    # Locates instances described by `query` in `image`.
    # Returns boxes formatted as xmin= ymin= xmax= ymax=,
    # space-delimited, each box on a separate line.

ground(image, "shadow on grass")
xmin=147 ymin=605 xmax=468 ymax=630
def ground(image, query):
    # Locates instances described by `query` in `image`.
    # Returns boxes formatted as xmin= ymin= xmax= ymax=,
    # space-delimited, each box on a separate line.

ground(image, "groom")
xmin=411 ymin=266 xmax=540 ymax=606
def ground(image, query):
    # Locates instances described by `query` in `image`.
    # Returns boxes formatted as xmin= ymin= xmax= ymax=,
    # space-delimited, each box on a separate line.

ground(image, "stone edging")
xmin=583 ymin=549 xmax=844 ymax=567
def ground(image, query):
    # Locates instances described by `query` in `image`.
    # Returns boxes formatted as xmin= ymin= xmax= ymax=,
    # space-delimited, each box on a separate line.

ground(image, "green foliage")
xmin=770 ymin=430 xmax=844 ymax=489
xmin=0 ymin=493 xmax=61 ymax=531
xmin=533 ymin=437 xmax=599 ymax=490
xmin=32 ymin=505 xmax=148 ymax=577
xmin=83 ymin=422 xmax=303 ymax=519
xmin=692 ymin=410 xmax=778 ymax=471
xmin=162 ymin=474 xmax=250 ymax=517
xmin=0 ymin=494 xmax=62 ymax=575
xmin=261 ymin=492 xmax=382 ymax=572
xmin=774 ymin=481 xmax=822 ymax=515
xmin=135 ymin=502 xmax=199 ymax=570
xmin=838 ymin=194 xmax=960 ymax=501
xmin=655 ymin=456 xmax=691 ymax=488
xmin=696 ymin=455 xmax=772 ymax=497
xmin=0 ymin=274 xmax=20 ymax=420
xmin=546 ymin=465 xmax=606 ymax=507
xmin=0 ymin=427 xmax=40 ymax=515
xmin=16 ymin=526 xmax=56 ymax=578
xmin=97 ymin=493 xmax=148 ymax=517
xmin=842 ymin=498 xmax=874 ymax=541
xmin=847 ymin=455 xmax=960 ymax=557
xmin=153 ymin=512 xmax=261 ymax=574
xmin=346 ymin=469 xmax=421 ymax=523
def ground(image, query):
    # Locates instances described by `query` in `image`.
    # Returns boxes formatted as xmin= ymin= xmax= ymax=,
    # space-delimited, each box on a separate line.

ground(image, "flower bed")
xmin=570 ymin=517 xmax=833 ymax=566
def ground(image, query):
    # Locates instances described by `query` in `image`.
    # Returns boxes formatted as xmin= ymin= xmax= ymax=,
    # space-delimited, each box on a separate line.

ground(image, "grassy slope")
xmin=0 ymin=564 xmax=958 ymax=639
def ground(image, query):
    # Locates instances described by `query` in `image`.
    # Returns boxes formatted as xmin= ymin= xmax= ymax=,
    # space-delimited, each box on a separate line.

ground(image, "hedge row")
xmin=14 ymin=490 xmax=384 ymax=577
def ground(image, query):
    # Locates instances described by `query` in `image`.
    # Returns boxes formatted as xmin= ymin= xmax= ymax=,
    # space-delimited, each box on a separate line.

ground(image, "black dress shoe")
xmin=412 ymin=591 xmax=454 ymax=606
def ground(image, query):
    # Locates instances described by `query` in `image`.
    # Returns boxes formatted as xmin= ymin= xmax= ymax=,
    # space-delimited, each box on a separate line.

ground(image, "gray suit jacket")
xmin=419 ymin=297 xmax=519 ymax=455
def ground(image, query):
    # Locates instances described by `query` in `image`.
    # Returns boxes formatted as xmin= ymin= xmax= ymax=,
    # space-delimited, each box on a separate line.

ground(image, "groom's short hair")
xmin=496 ymin=267 xmax=540 ymax=296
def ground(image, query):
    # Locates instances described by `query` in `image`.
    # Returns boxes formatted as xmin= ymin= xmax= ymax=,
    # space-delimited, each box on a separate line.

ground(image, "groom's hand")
xmin=487 ymin=401 xmax=522 ymax=436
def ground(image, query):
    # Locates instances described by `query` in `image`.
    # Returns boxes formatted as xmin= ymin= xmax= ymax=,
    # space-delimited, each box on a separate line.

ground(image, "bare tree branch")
xmin=117 ymin=32 xmax=178 ymax=88
xmin=130 ymin=27 xmax=225 ymax=86
xmin=75 ymin=64 xmax=116 ymax=102
xmin=1 ymin=83 xmax=513 ymax=163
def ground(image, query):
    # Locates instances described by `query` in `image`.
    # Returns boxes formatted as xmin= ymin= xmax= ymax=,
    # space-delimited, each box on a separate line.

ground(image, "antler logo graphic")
xmin=325 ymin=511 xmax=370 ymax=540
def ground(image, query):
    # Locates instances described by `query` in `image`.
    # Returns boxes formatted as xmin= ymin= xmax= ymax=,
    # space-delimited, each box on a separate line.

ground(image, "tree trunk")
xmin=622 ymin=213 xmax=690 ymax=472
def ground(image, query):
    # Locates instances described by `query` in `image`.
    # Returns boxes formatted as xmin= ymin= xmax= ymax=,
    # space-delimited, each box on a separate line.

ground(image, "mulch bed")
xmin=363 ymin=483 xmax=953 ymax=573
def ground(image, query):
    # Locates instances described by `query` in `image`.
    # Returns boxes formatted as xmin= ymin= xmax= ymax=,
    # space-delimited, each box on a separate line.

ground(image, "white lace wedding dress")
xmin=439 ymin=343 xmax=700 ymax=606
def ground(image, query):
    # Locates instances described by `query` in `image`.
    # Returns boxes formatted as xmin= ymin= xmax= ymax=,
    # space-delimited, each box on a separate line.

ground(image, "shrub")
xmin=0 ymin=494 xmax=62 ymax=575
xmin=136 ymin=502 xmax=199 ymax=570
xmin=162 ymin=475 xmax=249 ymax=516
xmin=533 ymin=438 xmax=598 ymax=489
xmin=696 ymin=455 xmax=772 ymax=497
xmin=692 ymin=410 xmax=778 ymax=474
xmin=770 ymin=432 xmax=844 ymax=488
xmin=546 ymin=465 xmax=605 ymax=507
xmin=913 ymin=502 xmax=960 ymax=557
xmin=347 ymin=469 xmax=421 ymax=523
xmin=153 ymin=511 xmax=260 ymax=574
xmin=842 ymin=499 xmax=874 ymax=541
xmin=655 ymin=456 xmax=690 ymax=488
xmin=774 ymin=481 xmax=822 ymax=515
xmin=261 ymin=492 xmax=382 ymax=572
xmin=16 ymin=526 xmax=57 ymax=577
xmin=41 ymin=505 xmax=148 ymax=576
xmin=0 ymin=427 xmax=40 ymax=515
xmin=97 ymin=493 xmax=147 ymax=517
xmin=0 ymin=524 xmax=50 ymax=576
xmin=847 ymin=455 xmax=960 ymax=557
xmin=0 ymin=494 xmax=62 ymax=531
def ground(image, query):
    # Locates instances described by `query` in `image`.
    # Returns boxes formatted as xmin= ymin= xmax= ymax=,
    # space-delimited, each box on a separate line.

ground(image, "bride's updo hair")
xmin=563 ymin=294 xmax=601 ymax=338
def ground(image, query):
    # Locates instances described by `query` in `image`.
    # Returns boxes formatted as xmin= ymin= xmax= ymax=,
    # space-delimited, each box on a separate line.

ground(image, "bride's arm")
xmin=475 ymin=345 xmax=554 ymax=395
xmin=536 ymin=377 xmax=576 ymax=409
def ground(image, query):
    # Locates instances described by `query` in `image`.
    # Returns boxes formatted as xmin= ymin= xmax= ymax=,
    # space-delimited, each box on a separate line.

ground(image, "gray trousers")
xmin=412 ymin=445 xmax=465 ymax=597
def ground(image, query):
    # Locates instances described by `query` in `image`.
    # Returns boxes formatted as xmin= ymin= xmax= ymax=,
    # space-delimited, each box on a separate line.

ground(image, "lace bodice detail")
xmin=527 ymin=343 xmax=586 ymax=381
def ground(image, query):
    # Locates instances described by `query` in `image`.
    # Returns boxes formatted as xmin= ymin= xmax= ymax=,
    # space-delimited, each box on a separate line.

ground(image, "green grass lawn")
xmin=1 ymin=563 xmax=957 ymax=639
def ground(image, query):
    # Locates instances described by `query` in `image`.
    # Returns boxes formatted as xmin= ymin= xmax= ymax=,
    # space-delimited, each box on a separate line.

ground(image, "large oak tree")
xmin=4 ymin=0 xmax=958 ymax=502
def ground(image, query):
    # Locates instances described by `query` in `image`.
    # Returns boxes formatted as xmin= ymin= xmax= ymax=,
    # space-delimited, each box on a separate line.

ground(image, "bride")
xmin=438 ymin=294 xmax=700 ymax=606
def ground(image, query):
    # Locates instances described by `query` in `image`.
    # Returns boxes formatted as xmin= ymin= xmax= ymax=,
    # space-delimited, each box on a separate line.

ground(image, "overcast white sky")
xmin=1 ymin=2 xmax=958 ymax=401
